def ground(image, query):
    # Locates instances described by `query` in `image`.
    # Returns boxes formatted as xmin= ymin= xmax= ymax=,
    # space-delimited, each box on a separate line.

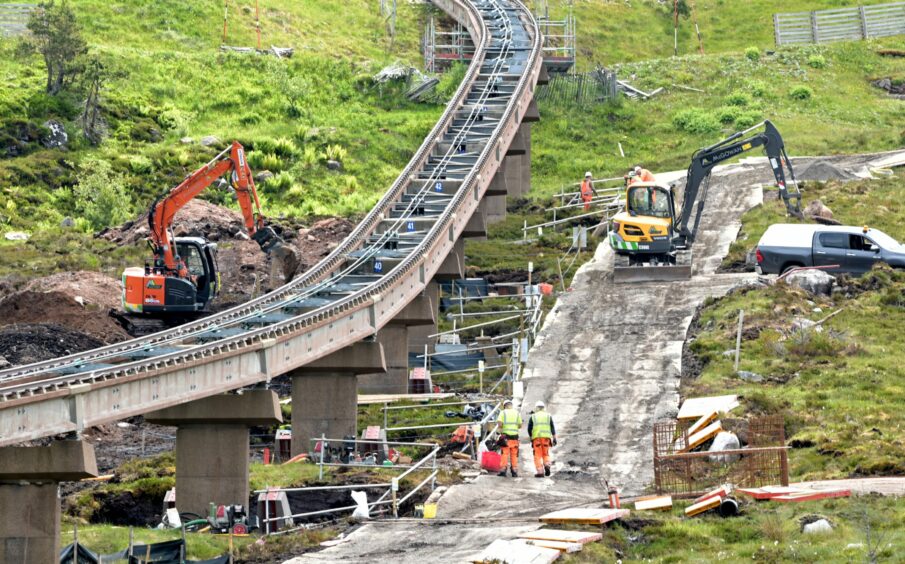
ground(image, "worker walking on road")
xmin=528 ymin=401 xmax=557 ymax=478
xmin=580 ymin=172 xmax=598 ymax=211
xmin=497 ymin=399 xmax=522 ymax=477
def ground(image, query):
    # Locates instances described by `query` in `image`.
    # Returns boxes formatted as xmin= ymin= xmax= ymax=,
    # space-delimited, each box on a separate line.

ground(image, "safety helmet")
xmin=535 ymin=400 xmax=545 ymax=409
xmin=504 ymin=399 xmax=513 ymax=407
xmin=634 ymin=165 xmax=642 ymax=172
xmin=585 ymin=171 xmax=592 ymax=178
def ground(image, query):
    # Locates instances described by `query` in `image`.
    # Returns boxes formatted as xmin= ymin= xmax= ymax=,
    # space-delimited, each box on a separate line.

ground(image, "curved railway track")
xmin=0 ymin=0 xmax=542 ymax=447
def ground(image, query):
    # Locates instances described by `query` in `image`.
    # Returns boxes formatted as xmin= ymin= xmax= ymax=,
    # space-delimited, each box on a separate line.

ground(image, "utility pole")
xmin=673 ymin=0 xmax=679 ymax=57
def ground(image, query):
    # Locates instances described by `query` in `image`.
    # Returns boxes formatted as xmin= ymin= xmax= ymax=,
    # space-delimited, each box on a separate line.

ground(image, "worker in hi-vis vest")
xmin=580 ymin=172 xmax=598 ymax=211
xmin=528 ymin=400 xmax=557 ymax=478
xmin=497 ymin=399 xmax=522 ymax=477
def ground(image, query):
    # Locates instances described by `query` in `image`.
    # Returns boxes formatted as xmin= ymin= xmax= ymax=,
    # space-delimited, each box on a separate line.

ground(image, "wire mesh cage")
xmin=653 ymin=415 xmax=788 ymax=497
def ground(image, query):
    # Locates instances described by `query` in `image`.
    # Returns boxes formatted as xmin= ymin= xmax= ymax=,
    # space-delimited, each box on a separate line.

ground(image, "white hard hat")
xmin=634 ymin=165 xmax=642 ymax=172
xmin=584 ymin=171 xmax=592 ymax=178
xmin=535 ymin=400 xmax=545 ymax=409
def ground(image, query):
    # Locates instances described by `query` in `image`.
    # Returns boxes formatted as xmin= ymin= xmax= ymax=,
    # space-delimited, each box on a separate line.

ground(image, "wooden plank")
xmin=687 ymin=411 xmax=718 ymax=437
xmin=473 ymin=539 xmax=560 ymax=564
xmin=772 ymin=489 xmax=851 ymax=503
xmin=521 ymin=539 xmax=583 ymax=553
xmin=677 ymin=395 xmax=739 ymax=420
xmin=737 ymin=486 xmax=807 ymax=500
xmin=679 ymin=420 xmax=722 ymax=453
xmin=694 ymin=485 xmax=731 ymax=504
xmin=539 ymin=507 xmax=630 ymax=525
xmin=634 ymin=495 xmax=673 ymax=511
xmin=518 ymin=530 xmax=603 ymax=544
xmin=685 ymin=496 xmax=722 ymax=517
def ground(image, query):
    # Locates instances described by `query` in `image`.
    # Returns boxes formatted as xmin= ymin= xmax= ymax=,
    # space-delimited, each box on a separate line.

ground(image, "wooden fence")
xmin=0 ymin=3 xmax=34 ymax=37
xmin=774 ymin=2 xmax=905 ymax=45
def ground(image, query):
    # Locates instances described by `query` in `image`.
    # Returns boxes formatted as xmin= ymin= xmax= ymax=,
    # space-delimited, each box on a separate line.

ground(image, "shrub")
xmin=300 ymin=146 xmax=320 ymax=168
xmin=748 ymin=80 xmax=769 ymax=97
xmin=734 ymin=110 xmax=761 ymax=129
xmin=247 ymin=151 xmax=284 ymax=172
xmin=128 ymin=155 xmax=153 ymax=174
xmin=264 ymin=171 xmax=293 ymax=192
xmin=807 ymin=54 xmax=827 ymax=69
xmin=672 ymin=108 xmax=720 ymax=134
xmin=717 ymin=106 xmax=742 ymax=124
xmin=325 ymin=144 xmax=348 ymax=162
xmin=73 ymin=157 xmax=133 ymax=230
xmin=789 ymin=85 xmax=813 ymax=100
xmin=745 ymin=46 xmax=761 ymax=61
xmin=271 ymin=137 xmax=298 ymax=158
xmin=725 ymin=91 xmax=751 ymax=106
xmin=238 ymin=112 xmax=262 ymax=125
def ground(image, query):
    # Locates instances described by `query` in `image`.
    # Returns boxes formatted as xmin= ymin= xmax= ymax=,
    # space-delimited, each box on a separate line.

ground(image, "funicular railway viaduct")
xmin=0 ymin=1 xmax=550 ymax=560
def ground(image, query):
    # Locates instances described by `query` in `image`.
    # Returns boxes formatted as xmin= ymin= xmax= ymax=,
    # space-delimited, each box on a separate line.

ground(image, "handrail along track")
xmin=0 ymin=0 xmax=542 ymax=447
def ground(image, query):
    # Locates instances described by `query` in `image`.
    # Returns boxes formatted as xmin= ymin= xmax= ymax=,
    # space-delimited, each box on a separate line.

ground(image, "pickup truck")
xmin=755 ymin=224 xmax=905 ymax=275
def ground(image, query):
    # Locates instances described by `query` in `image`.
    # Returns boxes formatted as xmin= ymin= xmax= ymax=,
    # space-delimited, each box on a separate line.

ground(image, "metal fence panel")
xmin=0 ymin=3 xmax=35 ymax=37
xmin=775 ymin=2 xmax=905 ymax=45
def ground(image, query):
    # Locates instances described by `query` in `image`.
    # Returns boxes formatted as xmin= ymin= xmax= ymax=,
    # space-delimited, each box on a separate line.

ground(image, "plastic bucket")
xmin=481 ymin=451 xmax=503 ymax=472
xmin=423 ymin=503 xmax=438 ymax=519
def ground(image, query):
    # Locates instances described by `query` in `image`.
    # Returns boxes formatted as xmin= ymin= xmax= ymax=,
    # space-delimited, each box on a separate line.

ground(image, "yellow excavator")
xmin=609 ymin=120 xmax=803 ymax=282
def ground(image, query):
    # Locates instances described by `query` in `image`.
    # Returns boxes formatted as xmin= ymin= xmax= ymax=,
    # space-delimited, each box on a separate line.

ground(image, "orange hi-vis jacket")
xmin=580 ymin=179 xmax=594 ymax=202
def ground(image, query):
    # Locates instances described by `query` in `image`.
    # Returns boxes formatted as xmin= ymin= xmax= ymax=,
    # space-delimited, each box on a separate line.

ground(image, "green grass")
xmin=0 ymin=0 xmax=440 ymax=274
xmin=544 ymin=0 xmax=900 ymax=66
xmin=684 ymin=174 xmax=905 ymax=480
xmin=560 ymin=496 xmax=903 ymax=563
xmin=530 ymin=39 xmax=905 ymax=201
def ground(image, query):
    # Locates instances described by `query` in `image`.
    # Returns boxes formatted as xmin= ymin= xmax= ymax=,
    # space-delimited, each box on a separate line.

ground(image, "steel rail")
xmin=0 ymin=0 xmax=542 ymax=446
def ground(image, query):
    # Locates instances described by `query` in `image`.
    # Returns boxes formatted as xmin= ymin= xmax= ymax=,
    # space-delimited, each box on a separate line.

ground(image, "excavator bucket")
xmin=253 ymin=227 xmax=300 ymax=282
xmin=612 ymin=263 xmax=692 ymax=283
xmin=612 ymin=251 xmax=693 ymax=283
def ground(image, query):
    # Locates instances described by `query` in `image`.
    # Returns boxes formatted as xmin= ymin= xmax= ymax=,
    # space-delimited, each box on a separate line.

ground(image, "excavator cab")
xmin=610 ymin=182 xmax=677 ymax=256
xmin=122 ymin=238 xmax=220 ymax=314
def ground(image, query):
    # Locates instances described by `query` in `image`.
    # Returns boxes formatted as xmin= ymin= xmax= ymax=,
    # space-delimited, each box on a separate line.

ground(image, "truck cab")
xmin=756 ymin=224 xmax=905 ymax=275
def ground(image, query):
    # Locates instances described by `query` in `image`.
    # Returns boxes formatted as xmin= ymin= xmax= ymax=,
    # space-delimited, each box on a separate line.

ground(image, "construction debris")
xmin=738 ymin=485 xmax=851 ymax=502
xmin=677 ymin=395 xmax=740 ymax=420
xmin=522 ymin=539 xmax=582 ymax=553
xmin=685 ymin=495 xmax=722 ymax=517
xmin=538 ymin=507 xmax=629 ymax=525
xmin=617 ymin=80 xmax=663 ymax=99
xmin=680 ymin=420 xmax=723 ymax=452
xmin=220 ymin=45 xmax=294 ymax=58
xmin=634 ymin=495 xmax=673 ymax=511
xmin=517 ymin=530 xmax=603 ymax=544
xmin=472 ymin=539 xmax=560 ymax=564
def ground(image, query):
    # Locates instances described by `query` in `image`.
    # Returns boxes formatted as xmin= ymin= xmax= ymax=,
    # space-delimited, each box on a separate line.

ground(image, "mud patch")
xmin=90 ymin=489 xmax=165 ymax=527
xmin=0 ymin=323 xmax=107 ymax=366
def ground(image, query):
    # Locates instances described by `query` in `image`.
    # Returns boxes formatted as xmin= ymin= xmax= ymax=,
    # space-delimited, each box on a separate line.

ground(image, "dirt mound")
xmin=0 ymin=323 xmax=107 ymax=366
xmin=0 ymin=271 xmax=129 ymax=343
xmin=98 ymin=199 xmax=247 ymax=245
xmin=796 ymin=160 xmax=858 ymax=182
xmin=294 ymin=217 xmax=356 ymax=273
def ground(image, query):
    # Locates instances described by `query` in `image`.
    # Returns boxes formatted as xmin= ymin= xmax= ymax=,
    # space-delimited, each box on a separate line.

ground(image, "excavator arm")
xmin=148 ymin=141 xmax=273 ymax=272
xmin=674 ymin=120 xmax=803 ymax=247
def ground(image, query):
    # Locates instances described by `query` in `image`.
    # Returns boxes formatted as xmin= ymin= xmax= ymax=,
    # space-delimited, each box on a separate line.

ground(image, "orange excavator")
xmin=122 ymin=141 xmax=294 ymax=316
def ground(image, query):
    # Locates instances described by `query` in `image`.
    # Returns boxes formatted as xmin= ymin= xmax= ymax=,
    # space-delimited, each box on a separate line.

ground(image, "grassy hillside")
xmin=686 ymin=176 xmax=905 ymax=480
xmin=530 ymin=38 xmax=905 ymax=199
xmin=546 ymin=0 xmax=899 ymax=65
xmin=0 ymin=0 xmax=443 ymax=276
